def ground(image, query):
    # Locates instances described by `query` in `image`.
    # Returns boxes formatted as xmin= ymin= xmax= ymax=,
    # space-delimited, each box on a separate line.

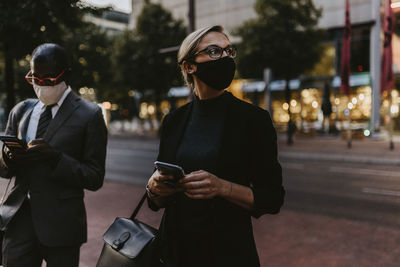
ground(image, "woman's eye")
xmin=208 ymin=48 xmax=220 ymax=55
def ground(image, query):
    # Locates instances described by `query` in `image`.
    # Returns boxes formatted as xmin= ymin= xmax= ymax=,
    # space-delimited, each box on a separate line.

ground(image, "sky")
xmin=84 ymin=0 xmax=131 ymax=13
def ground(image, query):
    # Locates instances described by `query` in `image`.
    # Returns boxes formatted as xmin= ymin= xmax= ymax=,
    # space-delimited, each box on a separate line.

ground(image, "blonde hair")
xmin=177 ymin=25 xmax=228 ymax=90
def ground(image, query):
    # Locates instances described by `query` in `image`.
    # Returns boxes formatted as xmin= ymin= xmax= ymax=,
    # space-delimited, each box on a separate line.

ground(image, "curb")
xmin=279 ymin=151 xmax=400 ymax=166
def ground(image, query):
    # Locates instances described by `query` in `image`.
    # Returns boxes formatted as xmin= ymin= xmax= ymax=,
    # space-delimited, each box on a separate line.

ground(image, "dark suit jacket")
xmin=154 ymin=92 xmax=285 ymax=267
xmin=0 ymin=91 xmax=107 ymax=247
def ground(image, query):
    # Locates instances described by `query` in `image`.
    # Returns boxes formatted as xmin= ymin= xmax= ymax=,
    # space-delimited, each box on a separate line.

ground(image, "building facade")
xmin=85 ymin=10 xmax=130 ymax=36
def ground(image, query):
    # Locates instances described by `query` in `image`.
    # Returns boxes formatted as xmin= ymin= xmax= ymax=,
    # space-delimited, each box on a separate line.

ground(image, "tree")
xmin=111 ymin=1 xmax=186 ymax=120
xmin=62 ymin=22 xmax=113 ymax=102
xmin=0 ymin=1 xmax=97 ymax=115
xmin=235 ymin=0 xmax=325 ymax=144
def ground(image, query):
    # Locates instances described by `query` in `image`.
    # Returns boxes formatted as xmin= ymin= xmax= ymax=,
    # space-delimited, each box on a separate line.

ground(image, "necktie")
xmin=35 ymin=104 xmax=55 ymax=139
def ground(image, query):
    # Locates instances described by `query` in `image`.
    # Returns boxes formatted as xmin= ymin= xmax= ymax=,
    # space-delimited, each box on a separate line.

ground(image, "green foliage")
xmin=62 ymin=23 xmax=113 ymax=102
xmin=235 ymin=0 xmax=325 ymax=80
xmin=111 ymin=2 xmax=186 ymax=103
xmin=0 ymin=1 xmax=86 ymax=58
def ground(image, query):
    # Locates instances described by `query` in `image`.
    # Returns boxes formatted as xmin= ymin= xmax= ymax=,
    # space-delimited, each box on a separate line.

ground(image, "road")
xmin=107 ymin=136 xmax=400 ymax=228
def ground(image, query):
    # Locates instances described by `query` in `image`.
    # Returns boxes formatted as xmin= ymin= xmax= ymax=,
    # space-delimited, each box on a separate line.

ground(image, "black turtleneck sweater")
xmin=170 ymin=91 xmax=229 ymax=267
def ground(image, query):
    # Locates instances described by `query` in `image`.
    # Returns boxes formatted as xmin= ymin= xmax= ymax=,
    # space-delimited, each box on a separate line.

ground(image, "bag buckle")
xmin=112 ymin=232 xmax=131 ymax=251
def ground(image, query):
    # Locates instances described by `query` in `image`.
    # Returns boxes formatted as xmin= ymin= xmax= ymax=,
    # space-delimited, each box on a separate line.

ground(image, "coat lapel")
xmin=44 ymin=92 xmax=80 ymax=142
xmin=165 ymin=102 xmax=193 ymax=163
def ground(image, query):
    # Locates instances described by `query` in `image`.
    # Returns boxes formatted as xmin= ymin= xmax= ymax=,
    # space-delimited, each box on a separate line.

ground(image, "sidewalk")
xmin=278 ymin=133 xmax=400 ymax=165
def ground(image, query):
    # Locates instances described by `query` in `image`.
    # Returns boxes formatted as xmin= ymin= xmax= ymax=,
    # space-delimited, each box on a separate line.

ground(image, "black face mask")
xmin=193 ymin=57 xmax=236 ymax=90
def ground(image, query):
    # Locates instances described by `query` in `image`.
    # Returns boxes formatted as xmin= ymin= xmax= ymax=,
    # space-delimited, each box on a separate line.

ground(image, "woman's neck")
xmin=193 ymin=78 xmax=225 ymax=100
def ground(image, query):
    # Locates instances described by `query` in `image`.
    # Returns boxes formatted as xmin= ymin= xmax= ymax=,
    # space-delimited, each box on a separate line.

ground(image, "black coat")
xmin=0 ymin=92 xmax=108 ymax=246
xmin=153 ymin=92 xmax=285 ymax=267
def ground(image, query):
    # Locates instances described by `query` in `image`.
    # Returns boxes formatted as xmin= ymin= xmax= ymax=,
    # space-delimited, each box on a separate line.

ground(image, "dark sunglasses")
xmin=25 ymin=70 xmax=66 ymax=86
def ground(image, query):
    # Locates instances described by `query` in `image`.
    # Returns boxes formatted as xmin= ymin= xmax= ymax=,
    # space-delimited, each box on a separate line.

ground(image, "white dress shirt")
xmin=26 ymin=87 xmax=72 ymax=143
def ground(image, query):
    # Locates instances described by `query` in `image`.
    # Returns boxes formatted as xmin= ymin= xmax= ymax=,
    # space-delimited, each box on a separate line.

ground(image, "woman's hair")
xmin=177 ymin=25 xmax=228 ymax=90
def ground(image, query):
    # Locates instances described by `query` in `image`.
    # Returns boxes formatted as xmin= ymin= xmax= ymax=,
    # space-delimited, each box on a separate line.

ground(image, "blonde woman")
xmin=146 ymin=25 xmax=284 ymax=267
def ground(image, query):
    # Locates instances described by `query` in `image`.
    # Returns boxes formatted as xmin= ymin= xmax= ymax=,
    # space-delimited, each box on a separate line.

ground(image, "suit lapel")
xmin=19 ymin=100 xmax=39 ymax=141
xmin=44 ymin=92 xmax=80 ymax=142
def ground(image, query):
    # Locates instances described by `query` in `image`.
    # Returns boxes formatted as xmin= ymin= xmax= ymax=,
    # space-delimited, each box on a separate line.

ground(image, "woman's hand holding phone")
xmin=147 ymin=170 xmax=184 ymax=197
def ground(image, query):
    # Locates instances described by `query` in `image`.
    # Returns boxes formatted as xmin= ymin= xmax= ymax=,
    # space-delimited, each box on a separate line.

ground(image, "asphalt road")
xmin=106 ymin=136 xmax=400 ymax=229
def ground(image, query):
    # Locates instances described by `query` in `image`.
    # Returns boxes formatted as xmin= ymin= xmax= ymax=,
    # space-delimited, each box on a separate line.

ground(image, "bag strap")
xmin=129 ymin=191 xmax=148 ymax=220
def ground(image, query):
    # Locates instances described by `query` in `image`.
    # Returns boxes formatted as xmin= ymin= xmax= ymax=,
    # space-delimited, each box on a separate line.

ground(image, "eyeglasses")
xmin=189 ymin=45 xmax=237 ymax=61
xmin=25 ymin=70 xmax=66 ymax=86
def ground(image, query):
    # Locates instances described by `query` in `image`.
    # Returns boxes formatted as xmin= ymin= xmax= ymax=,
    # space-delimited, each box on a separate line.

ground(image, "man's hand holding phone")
xmin=1 ymin=135 xmax=29 ymax=164
xmin=1 ymin=136 xmax=60 ymax=167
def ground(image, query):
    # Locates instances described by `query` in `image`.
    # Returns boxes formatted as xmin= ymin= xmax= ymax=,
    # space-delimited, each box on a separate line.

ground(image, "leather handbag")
xmin=96 ymin=192 xmax=160 ymax=267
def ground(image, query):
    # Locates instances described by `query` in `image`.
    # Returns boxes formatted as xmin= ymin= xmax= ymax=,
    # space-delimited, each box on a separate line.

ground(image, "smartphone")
xmin=154 ymin=161 xmax=185 ymax=187
xmin=0 ymin=135 xmax=27 ymax=151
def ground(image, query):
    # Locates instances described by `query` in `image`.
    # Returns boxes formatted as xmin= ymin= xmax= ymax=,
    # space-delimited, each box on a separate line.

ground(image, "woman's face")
xmin=193 ymin=31 xmax=231 ymax=63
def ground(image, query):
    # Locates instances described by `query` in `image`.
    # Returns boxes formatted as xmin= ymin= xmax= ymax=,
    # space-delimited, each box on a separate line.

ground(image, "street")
xmin=106 ymin=136 xmax=400 ymax=228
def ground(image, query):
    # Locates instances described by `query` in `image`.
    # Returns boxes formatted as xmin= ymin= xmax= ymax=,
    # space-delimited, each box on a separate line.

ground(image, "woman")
xmin=146 ymin=25 xmax=284 ymax=267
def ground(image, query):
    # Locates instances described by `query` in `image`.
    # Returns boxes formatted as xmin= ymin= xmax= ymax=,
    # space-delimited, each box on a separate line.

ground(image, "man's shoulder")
xmin=71 ymin=93 xmax=101 ymax=115
xmin=10 ymin=98 xmax=38 ymax=117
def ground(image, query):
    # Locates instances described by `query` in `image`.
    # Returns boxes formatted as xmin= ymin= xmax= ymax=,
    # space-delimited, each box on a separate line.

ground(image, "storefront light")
xmin=348 ymin=103 xmax=354 ymax=109
xmin=334 ymin=98 xmax=340 ymax=105
xmin=359 ymin=94 xmax=365 ymax=101
xmin=364 ymin=129 xmax=370 ymax=137
xmin=352 ymin=97 xmax=357 ymax=104
xmin=390 ymin=105 xmax=399 ymax=115
xmin=312 ymin=101 xmax=318 ymax=109
xmin=283 ymin=103 xmax=289 ymax=110
xmin=148 ymin=105 xmax=155 ymax=115
xmin=301 ymin=90 xmax=310 ymax=98
xmin=391 ymin=90 xmax=398 ymax=98
xmin=290 ymin=100 xmax=297 ymax=107
xmin=383 ymin=100 xmax=389 ymax=108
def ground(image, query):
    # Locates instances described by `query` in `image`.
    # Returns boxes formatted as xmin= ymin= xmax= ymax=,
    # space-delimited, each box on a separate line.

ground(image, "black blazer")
xmin=154 ymin=92 xmax=285 ymax=267
xmin=0 ymin=92 xmax=108 ymax=247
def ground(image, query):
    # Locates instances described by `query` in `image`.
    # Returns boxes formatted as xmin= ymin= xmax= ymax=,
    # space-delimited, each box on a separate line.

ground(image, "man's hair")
xmin=31 ymin=43 xmax=70 ymax=72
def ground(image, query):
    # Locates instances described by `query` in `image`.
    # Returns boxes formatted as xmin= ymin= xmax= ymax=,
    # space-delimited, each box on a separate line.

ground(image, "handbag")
xmin=96 ymin=192 xmax=160 ymax=267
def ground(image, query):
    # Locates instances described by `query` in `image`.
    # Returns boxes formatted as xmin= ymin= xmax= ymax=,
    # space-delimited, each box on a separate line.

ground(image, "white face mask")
xmin=33 ymin=81 xmax=67 ymax=106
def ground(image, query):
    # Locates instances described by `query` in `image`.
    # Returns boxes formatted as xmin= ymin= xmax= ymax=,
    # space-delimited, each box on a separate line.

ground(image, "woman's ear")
xmin=182 ymin=60 xmax=197 ymax=74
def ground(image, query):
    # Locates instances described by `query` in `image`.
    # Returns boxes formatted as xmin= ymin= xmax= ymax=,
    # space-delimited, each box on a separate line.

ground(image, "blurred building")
xmin=131 ymin=0 xmax=400 ymax=134
xmin=85 ymin=9 xmax=130 ymax=36
xmin=130 ymin=0 xmax=256 ymax=37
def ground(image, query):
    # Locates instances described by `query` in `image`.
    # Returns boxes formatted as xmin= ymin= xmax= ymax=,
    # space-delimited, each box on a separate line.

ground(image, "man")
xmin=0 ymin=43 xmax=108 ymax=267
